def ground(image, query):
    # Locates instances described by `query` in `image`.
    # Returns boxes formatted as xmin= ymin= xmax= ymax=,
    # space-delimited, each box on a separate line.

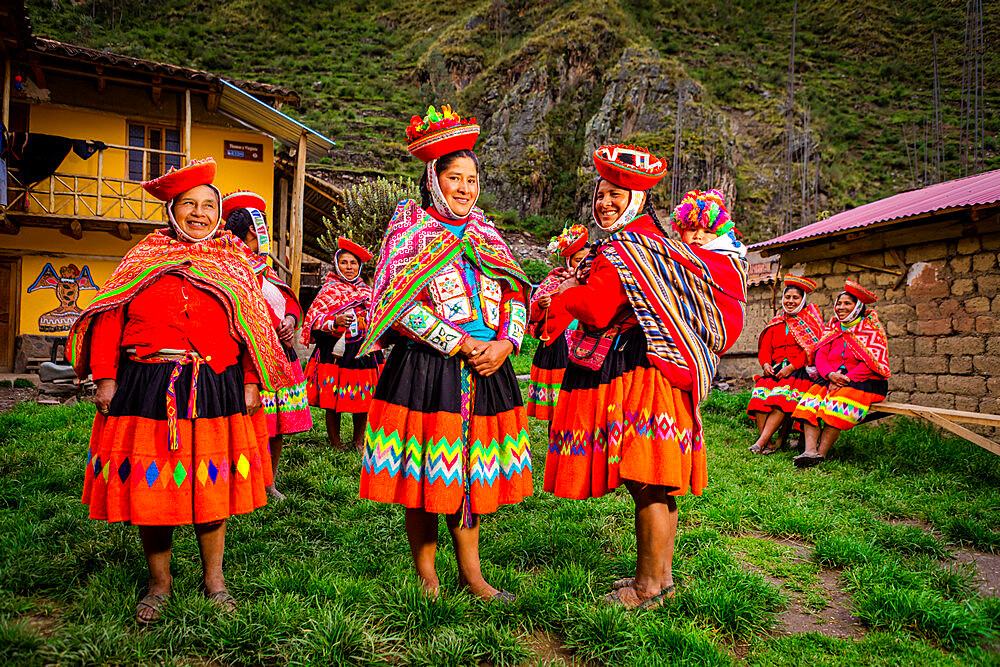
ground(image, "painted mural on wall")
xmin=26 ymin=263 xmax=99 ymax=332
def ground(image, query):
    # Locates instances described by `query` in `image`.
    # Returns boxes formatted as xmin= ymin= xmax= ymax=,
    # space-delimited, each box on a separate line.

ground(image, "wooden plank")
xmin=913 ymin=410 xmax=1000 ymax=457
xmin=184 ymin=90 xmax=192 ymax=162
xmin=873 ymin=401 xmax=1000 ymax=427
xmin=289 ymin=132 xmax=306 ymax=295
xmin=2 ymin=60 xmax=10 ymax=129
xmin=278 ymin=177 xmax=289 ymax=281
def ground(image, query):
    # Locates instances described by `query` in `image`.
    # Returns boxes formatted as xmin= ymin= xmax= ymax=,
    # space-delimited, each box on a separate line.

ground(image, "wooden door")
xmin=0 ymin=259 xmax=18 ymax=372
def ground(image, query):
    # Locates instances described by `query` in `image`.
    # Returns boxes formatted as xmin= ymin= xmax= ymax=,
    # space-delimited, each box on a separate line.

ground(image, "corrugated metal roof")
xmin=219 ymin=81 xmax=335 ymax=161
xmin=751 ymin=168 xmax=1000 ymax=251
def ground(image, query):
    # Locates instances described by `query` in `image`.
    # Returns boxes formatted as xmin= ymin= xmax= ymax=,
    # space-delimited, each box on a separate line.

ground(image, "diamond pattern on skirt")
xmin=236 ymin=454 xmax=250 ymax=479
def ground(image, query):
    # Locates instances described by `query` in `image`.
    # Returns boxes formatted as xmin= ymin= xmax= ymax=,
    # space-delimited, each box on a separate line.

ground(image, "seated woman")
xmin=222 ymin=190 xmax=313 ymax=500
xmin=302 ymin=238 xmax=380 ymax=451
xmin=545 ymin=151 xmax=748 ymax=608
xmin=526 ymin=224 xmax=590 ymax=422
xmin=357 ymin=105 xmax=532 ymax=601
xmin=791 ymin=280 xmax=890 ymax=468
xmin=68 ymin=159 xmax=292 ymax=623
xmin=747 ymin=275 xmax=824 ymax=455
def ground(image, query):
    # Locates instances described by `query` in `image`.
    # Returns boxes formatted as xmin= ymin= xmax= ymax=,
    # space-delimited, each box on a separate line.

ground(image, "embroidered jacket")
xmin=361 ymin=200 xmax=530 ymax=357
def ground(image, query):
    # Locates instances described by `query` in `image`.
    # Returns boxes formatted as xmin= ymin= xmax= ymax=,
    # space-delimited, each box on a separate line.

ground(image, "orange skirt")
xmin=82 ymin=356 xmax=272 ymax=525
xmin=545 ymin=327 xmax=702 ymax=500
xmin=526 ymin=334 xmax=569 ymax=421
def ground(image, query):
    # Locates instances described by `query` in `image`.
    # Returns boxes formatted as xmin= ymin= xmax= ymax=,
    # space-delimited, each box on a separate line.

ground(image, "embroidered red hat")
xmin=338 ymin=237 xmax=373 ymax=263
xmin=784 ymin=274 xmax=817 ymax=294
xmin=844 ymin=279 xmax=877 ymax=304
xmin=593 ymin=144 xmax=667 ymax=191
xmin=549 ymin=224 xmax=589 ymax=258
xmin=221 ymin=190 xmax=267 ymax=220
xmin=142 ymin=158 xmax=217 ymax=202
xmin=406 ymin=104 xmax=480 ymax=163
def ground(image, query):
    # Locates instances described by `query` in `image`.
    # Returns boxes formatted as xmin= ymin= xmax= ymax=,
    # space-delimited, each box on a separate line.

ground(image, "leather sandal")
xmin=205 ymin=589 xmax=237 ymax=613
xmin=135 ymin=592 xmax=169 ymax=625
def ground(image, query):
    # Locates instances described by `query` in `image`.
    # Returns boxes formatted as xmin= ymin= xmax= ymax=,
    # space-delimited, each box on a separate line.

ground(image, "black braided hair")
xmin=641 ymin=196 xmax=670 ymax=237
xmin=419 ymin=149 xmax=480 ymax=209
xmin=224 ymin=208 xmax=255 ymax=244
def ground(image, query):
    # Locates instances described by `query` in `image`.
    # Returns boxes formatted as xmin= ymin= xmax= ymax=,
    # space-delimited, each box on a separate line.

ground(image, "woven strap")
xmin=128 ymin=350 xmax=205 ymax=451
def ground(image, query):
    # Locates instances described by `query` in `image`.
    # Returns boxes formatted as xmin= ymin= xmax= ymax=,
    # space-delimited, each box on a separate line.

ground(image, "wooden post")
xmin=278 ymin=177 xmax=289 ymax=280
xmin=2 ymin=60 xmax=10 ymax=129
xmin=289 ymin=132 xmax=307 ymax=295
xmin=96 ymin=150 xmax=103 ymax=216
xmin=184 ymin=89 xmax=192 ymax=162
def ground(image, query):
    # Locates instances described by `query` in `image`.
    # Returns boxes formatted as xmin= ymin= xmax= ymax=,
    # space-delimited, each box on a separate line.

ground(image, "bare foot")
xmin=135 ymin=590 xmax=170 ymax=624
xmin=266 ymin=485 xmax=286 ymax=502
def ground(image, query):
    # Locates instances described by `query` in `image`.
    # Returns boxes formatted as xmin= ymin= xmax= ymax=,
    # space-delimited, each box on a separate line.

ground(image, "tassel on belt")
xmin=126 ymin=348 xmax=206 ymax=451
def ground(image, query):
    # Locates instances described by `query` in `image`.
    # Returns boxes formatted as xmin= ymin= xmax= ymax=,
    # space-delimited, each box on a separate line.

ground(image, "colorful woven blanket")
xmin=358 ymin=200 xmax=529 ymax=356
xmin=815 ymin=311 xmax=891 ymax=378
xmin=68 ymin=230 xmax=292 ymax=391
xmin=761 ymin=303 xmax=825 ymax=355
xmin=602 ymin=226 xmax=749 ymax=404
xmin=248 ymin=253 xmax=300 ymax=317
xmin=300 ymin=271 xmax=373 ymax=345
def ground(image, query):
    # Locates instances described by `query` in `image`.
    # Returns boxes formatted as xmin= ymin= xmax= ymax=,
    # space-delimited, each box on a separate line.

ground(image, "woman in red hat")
xmin=357 ymin=105 xmax=532 ymax=601
xmin=544 ymin=145 xmax=749 ymax=608
xmin=747 ymin=274 xmax=825 ymax=455
xmin=223 ymin=191 xmax=313 ymax=500
xmin=526 ymin=224 xmax=591 ymax=422
xmin=301 ymin=237 xmax=381 ymax=450
xmin=68 ymin=158 xmax=291 ymax=623
xmin=791 ymin=280 xmax=890 ymax=467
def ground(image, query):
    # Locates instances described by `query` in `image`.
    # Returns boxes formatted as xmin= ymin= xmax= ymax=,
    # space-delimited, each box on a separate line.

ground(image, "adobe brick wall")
xmin=782 ymin=227 xmax=1000 ymax=416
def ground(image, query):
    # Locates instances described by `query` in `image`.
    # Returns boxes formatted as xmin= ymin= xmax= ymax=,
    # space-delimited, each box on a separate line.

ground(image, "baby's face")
xmin=680 ymin=228 xmax=718 ymax=247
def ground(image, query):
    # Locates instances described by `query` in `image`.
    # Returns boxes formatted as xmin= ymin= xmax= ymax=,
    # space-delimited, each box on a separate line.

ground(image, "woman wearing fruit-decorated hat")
xmin=543 ymin=145 xmax=749 ymax=608
xmin=300 ymin=236 xmax=382 ymax=451
xmin=67 ymin=159 xmax=294 ymax=623
xmin=357 ymin=104 xmax=532 ymax=601
xmin=746 ymin=274 xmax=825 ymax=455
xmin=790 ymin=280 xmax=890 ymax=467
xmin=525 ymin=224 xmax=591 ymax=422
xmin=223 ymin=190 xmax=313 ymax=501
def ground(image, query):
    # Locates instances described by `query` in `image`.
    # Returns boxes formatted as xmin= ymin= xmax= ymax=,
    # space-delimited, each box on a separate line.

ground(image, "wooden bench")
xmin=866 ymin=401 xmax=1000 ymax=456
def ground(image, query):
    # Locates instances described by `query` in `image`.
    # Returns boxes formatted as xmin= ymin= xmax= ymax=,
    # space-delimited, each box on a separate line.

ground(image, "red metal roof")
xmin=751 ymin=168 xmax=1000 ymax=251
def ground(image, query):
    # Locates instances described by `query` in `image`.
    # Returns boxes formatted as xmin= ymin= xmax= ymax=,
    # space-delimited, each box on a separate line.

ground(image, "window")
xmin=127 ymin=123 xmax=182 ymax=181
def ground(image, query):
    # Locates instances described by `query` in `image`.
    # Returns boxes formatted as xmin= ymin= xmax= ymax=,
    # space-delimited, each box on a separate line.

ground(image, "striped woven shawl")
xmin=68 ymin=230 xmax=292 ymax=391
xmin=358 ymin=200 xmax=529 ymax=356
xmin=602 ymin=227 xmax=749 ymax=404
xmin=761 ymin=303 xmax=825 ymax=355
xmin=815 ymin=312 xmax=891 ymax=378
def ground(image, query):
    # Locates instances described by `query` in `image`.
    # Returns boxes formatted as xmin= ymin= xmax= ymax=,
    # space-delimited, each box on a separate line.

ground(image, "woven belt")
xmin=127 ymin=349 xmax=206 ymax=451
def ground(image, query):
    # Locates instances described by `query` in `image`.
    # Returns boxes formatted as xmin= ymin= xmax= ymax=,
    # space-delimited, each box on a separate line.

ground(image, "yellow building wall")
xmin=9 ymin=107 xmax=276 ymax=338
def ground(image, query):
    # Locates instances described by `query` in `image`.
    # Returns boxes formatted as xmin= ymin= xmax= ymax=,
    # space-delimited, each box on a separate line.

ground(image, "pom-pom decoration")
xmin=668 ymin=189 xmax=736 ymax=235
xmin=547 ymin=224 xmax=589 ymax=257
xmin=405 ymin=104 xmax=480 ymax=162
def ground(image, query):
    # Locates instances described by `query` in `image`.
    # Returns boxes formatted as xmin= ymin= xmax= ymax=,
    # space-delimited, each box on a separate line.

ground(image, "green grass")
xmin=1 ymin=388 xmax=999 ymax=665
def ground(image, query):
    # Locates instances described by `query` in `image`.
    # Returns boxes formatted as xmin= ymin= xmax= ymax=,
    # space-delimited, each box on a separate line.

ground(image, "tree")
xmin=317 ymin=177 xmax=419 ymax=279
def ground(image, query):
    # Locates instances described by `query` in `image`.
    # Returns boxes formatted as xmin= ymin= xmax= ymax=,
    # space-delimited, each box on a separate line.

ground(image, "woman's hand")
xmin=460 ymin=336 xmax=486 ymax=360
xmin=762 ymin=363 xmax=775 ymax=377
xmin=827 ymin=371 xmax=850 ymax=387
xmin=468 ymin=340 xmax=514 ymax=377
xmin=95 ymin=379 xmax=117 ymax=416
xmin=278 ymin=315 xmax=296 ymax=344
xmin=558 ymin=277 xmax=580 ymax=294
xmin=245 ymin=383 xmax=262 ymax=415
xmin=537 ymin=293 xmax=553 ymax=309
xmin=334 ymin=312 xmax=355 ymax=327
xmin=777 ymin=365 xmax=795 ymax=379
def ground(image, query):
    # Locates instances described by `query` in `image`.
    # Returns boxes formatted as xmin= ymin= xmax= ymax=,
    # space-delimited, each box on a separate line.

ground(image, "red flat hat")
xmin=407 ymin=124 xmax=480 ymax=162
xmin=338 ymin=237 xmax=373 ymax=263
xmin=221 ymin=190 xmax=267 ymax=220
xmin=844 ymin=279 xmax=877 ymax=304
xmin=593 ymin=144 xmax=667 ymax=191
xmin=142 ymin=158 xmax=217 ymax=202
xmin=784 ymin=274 xmax=817 ymax=294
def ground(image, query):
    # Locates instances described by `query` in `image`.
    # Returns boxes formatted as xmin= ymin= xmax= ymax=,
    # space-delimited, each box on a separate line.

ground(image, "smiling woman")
xmin=67 ymin=158 xmax=293 ymax=625
xmin=357 ymin=104 xmax=532 ymax=603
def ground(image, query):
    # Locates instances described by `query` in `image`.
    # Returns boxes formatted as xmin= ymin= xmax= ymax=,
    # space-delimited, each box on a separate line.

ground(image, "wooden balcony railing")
xmin=5 ymin=144 xmax=187 ymax=225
